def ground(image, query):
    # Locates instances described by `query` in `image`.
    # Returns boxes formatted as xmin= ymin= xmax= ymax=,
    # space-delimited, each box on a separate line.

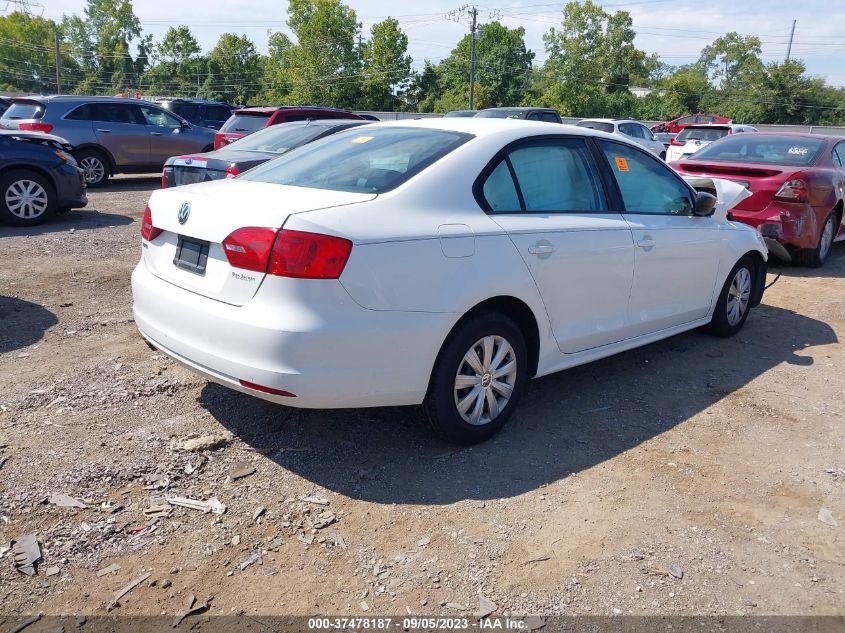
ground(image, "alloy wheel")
xmin=80 ymin=156 xmax=105 ymax=184
xmin=726 ymin=267 xmax=751 ymax=326
xmin=5 ymin=179 xmax=48 ymax=219
xmin=453 ymin=335 xmax=517 ymax=426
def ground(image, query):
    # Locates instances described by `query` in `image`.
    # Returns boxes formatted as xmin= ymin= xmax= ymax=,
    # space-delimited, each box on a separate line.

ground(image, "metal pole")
xmin=54 ymin=31 xmax=62 ymax=94
xmin=786 ymin=19 xmax=796 ymax=61
xmin=469 ymin=6 xmax=477 ymax=110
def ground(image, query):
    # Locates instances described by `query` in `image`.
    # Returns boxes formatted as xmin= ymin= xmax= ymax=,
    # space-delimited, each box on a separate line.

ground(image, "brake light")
xmin=19 ymin=122 xmax=54 ymax=133
xmin=225 ymin=165 xmax=240 ymax=178
xmin=239 ymin=379 xmax=296 ymax=397
xmin=774 ymin=178 xmax=809 ymax=202
xmin=222 ymin=227 xmax=278 ymax=272
xmin=141 ymin=206 xmax=163 ymax=241
xmin=161 ymin=167 xmax=172 ymax=189
xmin=268 ymin=230 xmax=353 ymax=279
xmin=670 ymin=138 xmax=685 ymax=146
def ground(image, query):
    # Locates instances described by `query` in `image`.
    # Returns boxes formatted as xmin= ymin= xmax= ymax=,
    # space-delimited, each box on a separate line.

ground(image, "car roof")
xmin=13 ymin=95 xmax=162 ymax=106
xmin=480 ymin=107 xmax=556 ymax=112
xmin=275 ymin=119 xmax=368 ymax=129
xmin=157 ymin=98 xmax=229 ymax=104
xmin=234 ymin=105 xmax=354 ymax=114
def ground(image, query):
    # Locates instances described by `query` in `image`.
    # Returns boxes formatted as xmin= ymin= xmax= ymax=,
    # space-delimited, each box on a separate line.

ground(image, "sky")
xmin=29 ymin=0 xmax=845 ymax=87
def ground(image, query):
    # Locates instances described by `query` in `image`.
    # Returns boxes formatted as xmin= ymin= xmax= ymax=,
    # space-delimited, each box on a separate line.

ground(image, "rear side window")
xmin=206 ymin=106 xmax=231 ymax=121
xmin=3 ymin=102 xmax=44 ymax=120
xmin=220 ymin=114 xmax=270 ymax=133
xmin=65 ymin=104 xmax=93 ymax=121
xmin=91 ymin=103 xmax=139 ymax=124
xmin=690 ymin=135 xmax=825 ymax=166
xmin=599 ymin=140 xmax=693 ymax=215
xmin=242 ymin=127 xmax=472 ymax=194
xmin=479 ymin=138 xmax=608 ymax=213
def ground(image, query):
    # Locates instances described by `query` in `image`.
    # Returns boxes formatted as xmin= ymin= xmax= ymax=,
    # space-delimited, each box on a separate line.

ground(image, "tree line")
xmin=1 ymin=0 xmax=844 ymax=125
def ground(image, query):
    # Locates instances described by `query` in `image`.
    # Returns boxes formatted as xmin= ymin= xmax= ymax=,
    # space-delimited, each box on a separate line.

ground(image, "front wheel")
xmin=707 ymin=256 xmax=755 ymax=337
xmin=796 ymin=211 xmax=837 ymax=268
xmin=424 ymin=313 xmax=527 ymax=444
xmin=0 ymin=170 xmax=56 ymax=226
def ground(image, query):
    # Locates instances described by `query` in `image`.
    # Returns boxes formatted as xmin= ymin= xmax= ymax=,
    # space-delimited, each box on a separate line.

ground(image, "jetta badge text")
xmin=178 ymin=202 xmax=191 ymax=225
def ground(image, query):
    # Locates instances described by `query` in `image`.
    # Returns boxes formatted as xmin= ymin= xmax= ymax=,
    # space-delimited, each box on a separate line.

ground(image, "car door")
xmin=137 ymin=104 xmax=199 ymax=165
xmin=480 ymin=136 xmax=636 ymax=354
xmin=90 ymin=102 xmax=150 ymax=167
xmin=596 ymin=139 xmax=721 ymax=335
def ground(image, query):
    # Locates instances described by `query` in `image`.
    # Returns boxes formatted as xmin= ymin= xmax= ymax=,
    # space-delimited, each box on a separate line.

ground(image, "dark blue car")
xmin=0 ymin=130 xmax=87 ymax=225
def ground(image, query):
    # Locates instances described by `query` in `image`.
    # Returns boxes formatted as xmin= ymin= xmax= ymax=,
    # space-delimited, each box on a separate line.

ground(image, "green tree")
xmin=0 ymin=12 xmax=79 ymax=93
xmin=698 ymin=32 xmax=763 ymax=89
xmin=201 ymin=34 xmax=262 ymax=105
xmin=360 ymin=17 xmax=412 ymax=111
xmin=405 ymin=61 xmax=442 ymax=112
xmin=144 ymin=26 xmax=202 ymax=96
xmin=258 ymin=31 xmax=295 ymax=104
xmin=284 ymin=0 xmax=361 ymax=107
xmin=756 ymin=60 xmax=837 ymax=124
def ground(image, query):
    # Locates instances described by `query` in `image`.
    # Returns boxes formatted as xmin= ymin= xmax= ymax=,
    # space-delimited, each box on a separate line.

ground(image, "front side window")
xmin=618 ymin=123 xmax=636 ymax=138
xmin=242 ymin=127 xmax=472 ymax=194
xmin=170 ymin=103 xmax=199 ymax=120
xmin=139 ymin=105 xmax=181 ymax=128
xmin=479 ymin=138 xmax=608 ymax=213
xmin=65 ymin=104 xmax=93 ymax=121
xmin=599 ymin=140 xmax=693 ymax=215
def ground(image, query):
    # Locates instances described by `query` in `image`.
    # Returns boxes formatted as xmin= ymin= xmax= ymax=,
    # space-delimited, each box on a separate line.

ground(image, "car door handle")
xmin=637 ymin=237 xmax=656 ymax=250
xmin=528 ymin=243 xmax=555 ymax=256
xmin=96 ymin=129 xmax=111 ymax=133
xmin=150 ymin=132 xmax=162 ymax=136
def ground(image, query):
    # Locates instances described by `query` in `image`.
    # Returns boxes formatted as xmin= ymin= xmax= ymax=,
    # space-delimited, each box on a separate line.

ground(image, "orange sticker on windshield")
xmin=350 ymin=136 xmax=374 ymax=144
xmin=615 ymin=157 xmax=629 ymax=172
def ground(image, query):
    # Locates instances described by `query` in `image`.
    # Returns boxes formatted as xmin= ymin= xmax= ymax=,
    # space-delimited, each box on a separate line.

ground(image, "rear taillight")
xmin=268 ymin=230 xmax=353 ymax=279
xmin=161 ymin=167 xmax=171 ymax=189
xmin=141 ymin=206 xmax=162 ymax=241
xmin=670 ymin=138 xmax=685 ymax=146
xmin=221 ymin=228 xmax=353 ymax=279
xmin=225 ymin=165 xmax=240 ymax=178
xmin=774 ymin=178 xmax=809 ymax=202
xmin=222 ymin=227 xmax=278 ymax=272
xmin=19 ymin=122 xmax=54 ymax=133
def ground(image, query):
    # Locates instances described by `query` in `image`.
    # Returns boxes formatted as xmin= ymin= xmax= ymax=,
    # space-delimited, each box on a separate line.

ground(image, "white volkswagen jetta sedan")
xmin=132 ymin=118 xmax=768 ymax=444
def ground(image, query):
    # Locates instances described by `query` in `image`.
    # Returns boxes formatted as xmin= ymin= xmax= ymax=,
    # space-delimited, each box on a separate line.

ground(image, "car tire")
xmin=707 ymin=255 xmax=755 ymax=337
xmin=0 ymin=170 xmax=56 ymax=226
xmin=796 ymin=210 xmax=837 ymax=268
xmin=77 ymin=149 xmax=109 ymax=187
xmin=423 ymin=312 xmax=527 ymax=444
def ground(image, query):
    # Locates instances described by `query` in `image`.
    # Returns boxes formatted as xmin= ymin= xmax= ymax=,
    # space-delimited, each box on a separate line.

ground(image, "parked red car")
xmin=651 ymin=113 xmax=731 ymax=134
xmin=214 ymin=106 xmax=363 ymax=149
xmin=671 ymin=133 xmax=845 ymax=267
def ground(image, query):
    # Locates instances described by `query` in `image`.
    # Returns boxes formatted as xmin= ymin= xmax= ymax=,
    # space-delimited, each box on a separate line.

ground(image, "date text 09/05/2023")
xmin=308 ymin=617 xmax=530 ymax=630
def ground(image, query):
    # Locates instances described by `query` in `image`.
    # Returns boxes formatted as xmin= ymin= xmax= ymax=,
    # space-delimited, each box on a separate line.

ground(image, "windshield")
xmin=475 ymin=109 xmax=524 ymax=119
xmin=220 ymin=113 xmax=270 ymax=134
xmin=224 ymin=123 xmax=333 ymax=154
xmin=677 ymin=127 xmax=730 ymax=142
xmin=241 ymin=127 xmax=473 ymax=194
xmin=576 ymin=121 xmax=614 ymax=133
xmin=2 ymin=101 xmax=44 ymax=120
xmin=690 ymin=135 xmax=826 ymax=166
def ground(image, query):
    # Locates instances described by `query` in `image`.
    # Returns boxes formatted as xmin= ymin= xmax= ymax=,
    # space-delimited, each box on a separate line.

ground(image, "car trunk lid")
xmin=142 ymin=179 xmax=375 ymax=305
xmin=672 ymin=161 xmax=793 ymax=211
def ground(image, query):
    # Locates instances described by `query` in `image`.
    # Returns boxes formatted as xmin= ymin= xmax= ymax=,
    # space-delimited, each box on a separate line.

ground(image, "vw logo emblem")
xmin=184 ymin=158 xmax=192 ymax=165
xmin=178 ymin=202 xmax=191 ymax=225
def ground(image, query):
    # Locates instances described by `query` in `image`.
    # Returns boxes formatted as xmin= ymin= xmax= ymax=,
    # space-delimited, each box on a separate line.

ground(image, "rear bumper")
xmin=732 ymin=201 xmax=822 ymax=252
xmin=131 ymin=261 xmax=452 ymax=409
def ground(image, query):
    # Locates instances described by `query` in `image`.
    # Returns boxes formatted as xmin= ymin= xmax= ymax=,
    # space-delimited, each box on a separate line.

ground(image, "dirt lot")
xmin=1 ymin=176 xmax=843 ymax=622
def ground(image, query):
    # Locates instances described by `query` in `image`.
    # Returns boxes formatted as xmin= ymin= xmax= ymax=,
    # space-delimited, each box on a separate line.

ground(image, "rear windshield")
xmin=677 ymin=127 xmax=730 ymax=142
xmin=690 ymin=135 xmax=826 ymax=166
xmin=576 ymin=121 xmax=614 ymax=133
xmin=226 ymin=123 xmax=334 ymax=154
xmin=220 ymin=113 xmax=270 ymax=134
xmin=241 ymin=127 xmax=473 ymax=194
xmin=2 ymin=101 xmax=44 ymax=120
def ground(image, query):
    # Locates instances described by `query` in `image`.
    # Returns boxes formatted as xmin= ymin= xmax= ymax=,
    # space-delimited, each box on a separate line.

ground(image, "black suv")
xmin=157 ymin=99 xmax=235 ymax=130
xmin=475 ymin=107 xmax=562 ymax=123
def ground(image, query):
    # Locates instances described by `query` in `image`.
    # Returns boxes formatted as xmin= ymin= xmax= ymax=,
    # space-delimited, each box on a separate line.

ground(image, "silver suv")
xmin=0 ymin=96 xmax=216 ymax=187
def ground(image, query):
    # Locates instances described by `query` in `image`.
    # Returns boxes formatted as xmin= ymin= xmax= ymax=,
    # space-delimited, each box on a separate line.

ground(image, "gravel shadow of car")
xmin=200 ymin=304 xmax=836 ymax=505
xmin=0 ymin=296 xmax=58 ymax=354
xmin=0 ymin=209 xmax=133 ymax=237
xmin=768 ymin=241 xmax=845 ymax=279
xmin=98 ymin=175 xmax=160 ymax=192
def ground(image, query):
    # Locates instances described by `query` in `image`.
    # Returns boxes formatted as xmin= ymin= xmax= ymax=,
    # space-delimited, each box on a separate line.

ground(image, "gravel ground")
xmin=0 ymin=175 xmax=843 ymax=622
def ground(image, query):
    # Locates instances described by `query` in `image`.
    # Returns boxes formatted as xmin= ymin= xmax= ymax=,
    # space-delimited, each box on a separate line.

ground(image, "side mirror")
xmin=693 ymin=191 xmax=717 ymax=217
xmin=180 ymin=120 xmax=191 ymax=130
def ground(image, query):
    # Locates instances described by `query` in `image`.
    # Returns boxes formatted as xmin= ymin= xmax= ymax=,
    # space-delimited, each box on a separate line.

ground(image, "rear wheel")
xmin=77 ymin=149 xmax=109 ymax=187
xmin=424 ymin=313 xmax=527 ymax=444
xmin=707 ymin=255 xmax=754 ymax=337
xmin=796 ymin=210 xmax=837 ymax=268
xmin=0 ymin=170 xmax=56 ymax=226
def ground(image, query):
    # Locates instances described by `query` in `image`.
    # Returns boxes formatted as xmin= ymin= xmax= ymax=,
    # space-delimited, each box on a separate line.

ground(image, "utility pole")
xmin=54 ymin=31 xmax=62 ymax=94
xmin=786 ymin=19 xmax=796 ymax=61
xmin=469 ymin=6 xmax=478 ymax=111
